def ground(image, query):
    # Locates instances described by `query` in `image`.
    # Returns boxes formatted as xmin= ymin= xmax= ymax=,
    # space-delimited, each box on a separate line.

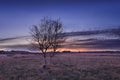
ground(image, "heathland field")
xmin=0 ymin=52 xmax=120 ymax=80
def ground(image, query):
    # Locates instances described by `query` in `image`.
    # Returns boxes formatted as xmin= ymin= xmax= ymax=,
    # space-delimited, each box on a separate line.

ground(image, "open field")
xmin=0 ymin=52 xmax=120 ymax=80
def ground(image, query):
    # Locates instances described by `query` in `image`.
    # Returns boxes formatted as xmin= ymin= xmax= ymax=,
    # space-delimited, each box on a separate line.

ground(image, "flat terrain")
xmin=0 ymin=52 xmax=120 ymax=80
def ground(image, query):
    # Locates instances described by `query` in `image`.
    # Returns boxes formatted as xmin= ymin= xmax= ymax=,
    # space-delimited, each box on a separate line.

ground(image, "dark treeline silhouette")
xmin=0 ymin=50 xmax=120 ymax=55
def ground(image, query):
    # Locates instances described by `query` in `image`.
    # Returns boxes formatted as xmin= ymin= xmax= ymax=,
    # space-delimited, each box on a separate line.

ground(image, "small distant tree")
xmin=30 ymin=17 xmax=65 ymax=68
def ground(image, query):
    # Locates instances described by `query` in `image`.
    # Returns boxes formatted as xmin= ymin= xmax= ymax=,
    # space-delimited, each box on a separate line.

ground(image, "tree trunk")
xmin=50 ymin=55 xmax=52 ymax=65
xmin=53 ymin=49 xmax=56 ymax=56
xmin=43 ymin=53 xmax=47 ymax=69
xmin=49 ymin=52 xmax=55 ymax=65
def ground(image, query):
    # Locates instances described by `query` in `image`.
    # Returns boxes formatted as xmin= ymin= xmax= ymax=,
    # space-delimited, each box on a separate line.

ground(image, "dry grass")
xmin=0 ymin=53 xmax=120 ymax=80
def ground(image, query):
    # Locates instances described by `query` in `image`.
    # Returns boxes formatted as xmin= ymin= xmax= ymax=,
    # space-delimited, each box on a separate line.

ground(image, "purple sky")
xmin=0 ymin=0 xmax=120 ymax=51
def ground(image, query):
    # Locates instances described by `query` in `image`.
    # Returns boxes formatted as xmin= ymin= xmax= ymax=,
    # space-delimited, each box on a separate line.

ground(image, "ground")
xmin=0 ymin=52 xmax=120 ymax=80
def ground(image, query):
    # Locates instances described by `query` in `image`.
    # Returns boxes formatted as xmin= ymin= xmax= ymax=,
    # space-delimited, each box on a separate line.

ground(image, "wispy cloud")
xmin=68 ymin=39 xmax=120 ymax=49
xmin=0 ymin=27 xmax=120 ymax=51
xmin=63 ymin=27 xmax=120 ymax=37
xmin=0 ymin=36 xmax=29 ymax=42
xmin=0 ymin=35 xmax=30 ymax=50
xmin=62 ymin=27 xmax=120 ymax=51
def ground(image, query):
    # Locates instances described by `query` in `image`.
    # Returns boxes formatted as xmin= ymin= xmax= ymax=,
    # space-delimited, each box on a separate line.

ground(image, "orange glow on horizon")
xmin=1 ymin=47 xmax=119 ymax=52
xmin=48 ymin=48 xmax=119 ymax=52
xmin=57 ymin=48 xmax=88 ymax=52
xmin=0 ymin=48 xmax=6 ymax=51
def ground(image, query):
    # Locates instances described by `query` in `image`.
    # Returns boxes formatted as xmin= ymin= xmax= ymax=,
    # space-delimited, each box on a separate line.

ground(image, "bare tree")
xmin=50 ymin=19 xmax=65 ymax=57
xmin=30 ymin=17 xmax=65 ymax=68
xmin=30 ymin=18 xmax=53 ymax=68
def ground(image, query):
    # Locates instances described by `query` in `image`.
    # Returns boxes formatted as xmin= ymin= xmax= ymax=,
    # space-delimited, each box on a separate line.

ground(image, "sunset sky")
xmin=0 ymin=0 xmax=120 ymax=52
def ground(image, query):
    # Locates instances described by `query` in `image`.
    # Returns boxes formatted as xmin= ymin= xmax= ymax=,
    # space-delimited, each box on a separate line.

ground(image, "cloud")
xmin=0 ymin=36 xmax=29 ymax=42
xmin=110 ymin=28 xmax=120 ymax=36
xmin=0 ymin=35 xmax=31 ymax=50
xmin=63 ymin=27 xmax=120 ymax=37
xmin=0 ymin=27 xmax=119 ymax=42
xmin=67 ymin=38 xmax=120 ymax=50
xmin=0 ymin=27 xmax=120 ymax=51
xmin=0 ymin=44 xmax=29 ymax=49
xmin=75 ymin=38 xmax=97 ymax=42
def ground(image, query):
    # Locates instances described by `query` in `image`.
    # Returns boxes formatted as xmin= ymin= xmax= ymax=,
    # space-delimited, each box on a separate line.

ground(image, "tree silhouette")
xmin=30 ymin=17 xmax=65 ymax=68
xmin=50 ymin=19 xmax=65 ymax=57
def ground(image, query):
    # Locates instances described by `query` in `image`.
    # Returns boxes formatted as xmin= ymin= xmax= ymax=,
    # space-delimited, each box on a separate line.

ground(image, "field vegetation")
xmin=0 ymin=52 xmax=120 ymax=80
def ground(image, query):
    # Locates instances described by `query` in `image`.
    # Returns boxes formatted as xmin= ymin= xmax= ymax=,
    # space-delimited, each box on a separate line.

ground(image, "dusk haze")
xmin=0 ymin=0 xmax=120 ymax=80
xmin=0 ymin=0 xmax=120 ymax=52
